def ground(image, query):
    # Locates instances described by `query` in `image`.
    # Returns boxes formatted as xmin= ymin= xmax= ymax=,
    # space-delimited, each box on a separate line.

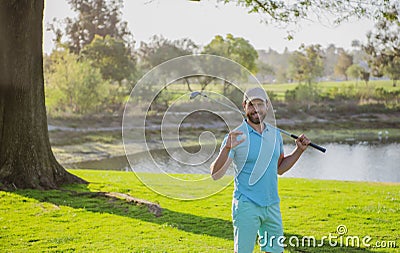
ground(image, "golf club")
xmin=190 ymin=91 xmax=326 ymax=153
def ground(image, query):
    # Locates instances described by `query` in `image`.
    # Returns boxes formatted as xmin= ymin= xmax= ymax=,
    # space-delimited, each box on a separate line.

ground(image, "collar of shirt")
xmin=243 ymin=119 xmax=269 ymax=137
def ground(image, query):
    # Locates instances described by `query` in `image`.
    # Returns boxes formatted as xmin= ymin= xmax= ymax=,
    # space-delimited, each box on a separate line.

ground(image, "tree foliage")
xmin=47 ymin=0 xmax=137 ymax=114
xmin=346 ymin=64 xmax=363 ymax=81
xmin=384 ymin=59 xmax=400 ymax=86
xmin=203 ymin=34 xmax=258 ymax=73
xmin=201 ymin=34 xmax=258 ymax=94
xmin=220 ymin=0 xmax=399 ymax=25
xmin=288 ymin=44 xmax=324 ymax=85
xmin=323 ymin=44 xmax=338 ymax=79
xmin=258 ymin=48 xmax=290 ymax=83
xmin=256 ymin=60 xmax=275 ymax=83
xmin=136 ymin=35 xmax=199 ymax=94
xmin=50 ymin=0 xmax=132 ymax=54
xmin=45 ymin=50 xmax=110 ymax=114
xmin=334 ymin=49 xmax=353 ymax=80
xmin=363 ymin=19 xmax=400 ymax=86
xmin=81 ymin=35 xmax=136 ymax=84
xmin=137 ymin=35 xmax=198 ymax=70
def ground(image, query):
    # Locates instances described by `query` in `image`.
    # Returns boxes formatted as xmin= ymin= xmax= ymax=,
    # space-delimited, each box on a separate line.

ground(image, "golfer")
xmin=210 ymin=87 xmax=310 ymax=253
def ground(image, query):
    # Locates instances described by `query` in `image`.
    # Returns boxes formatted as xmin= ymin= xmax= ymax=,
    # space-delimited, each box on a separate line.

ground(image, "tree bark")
xmin=0 ymin=0 xmax=86 ymax=189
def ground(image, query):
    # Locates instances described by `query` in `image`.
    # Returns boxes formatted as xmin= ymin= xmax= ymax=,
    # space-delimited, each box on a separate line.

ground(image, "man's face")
xmin=243 ymin=99 xmax=268 ymax=124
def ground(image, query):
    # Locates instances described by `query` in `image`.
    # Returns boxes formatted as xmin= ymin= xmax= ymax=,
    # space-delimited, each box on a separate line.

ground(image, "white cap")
xmin=243 ymin=87 xmax=268 ymax=103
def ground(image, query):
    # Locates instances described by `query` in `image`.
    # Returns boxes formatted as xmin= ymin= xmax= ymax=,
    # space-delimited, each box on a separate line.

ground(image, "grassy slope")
xmin=1 ymin=170 xmax=399 ymax=252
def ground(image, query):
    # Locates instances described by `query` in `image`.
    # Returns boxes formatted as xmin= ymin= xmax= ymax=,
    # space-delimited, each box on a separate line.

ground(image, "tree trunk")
xmin=0 ymin=0 xmax=86 ymax=189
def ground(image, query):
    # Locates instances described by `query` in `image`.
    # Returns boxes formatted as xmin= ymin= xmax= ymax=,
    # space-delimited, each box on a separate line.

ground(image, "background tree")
xmin=0 ymin=0 xmax=85 ymax=189
xmin=45 ymin=50 xmax=110 ymax=115
xmin=219 ymin=0 xmax=398 ymax=25
xmin=203 ymin=34 xmax=258 ymax=74
xmin=345 ymin=63 xmax=371 ymax=86
xmin=334 ymin=48 xmax=353 ymax=80
xmin=350 ymin=39 xmax=367 ymax=66
xmin=257 ymin=48 xmax=291 ymax=83
xmin=275 ymin=67 xmax=289 ymax=83
xmin=323 ymin=44 xmax=338 ymax=80
xmin=137 ymin=35 xmax=198 ymax=94
xmin=51 ymin=0 xmax=132 ymax=54
xmin=363 ymin=19 xmax=400 ymax=86
xmin=256 ymin=60 xmax=275 ymax=83
xmin=346 ymin=64 xmax=364 ymax=85
xmin=287 ymin=44 xmax=324 ymax=85
xmin=80 ymin=35 xmax=137 ymax=111
xmin=384 ymin=59 xmax=400 ymax=87
xmin=48 ymin=0 xmax=136 ymax=113
xmin=137 ymin=35 xmax=197 ymax=70
xmin=81 ymin=35 xmax=136 ymax=85
xmin=360 ymin=69 xmax=371 ymax=86
xmin=286 ymin=44 xmax=324 ymax=109
xmin=202 ymin=34 xmax=258 ymax=93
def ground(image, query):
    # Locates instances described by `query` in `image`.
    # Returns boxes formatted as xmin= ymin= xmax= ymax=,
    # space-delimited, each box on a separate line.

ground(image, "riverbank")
xmin=48 ymin=110 xmax=400 ymax=165
xmin=1 ymin=170 xmax=398 ymax=252
xmin=51 ymin=127 xmax=400 ymax=166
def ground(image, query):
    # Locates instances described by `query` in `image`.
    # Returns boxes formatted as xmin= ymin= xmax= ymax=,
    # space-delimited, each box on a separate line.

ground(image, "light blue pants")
xmin=232 ymin=195 xmax=284 ymax=253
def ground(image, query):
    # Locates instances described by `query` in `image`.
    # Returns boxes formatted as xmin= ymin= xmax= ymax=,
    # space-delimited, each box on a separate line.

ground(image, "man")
xmin=210 ymin=87 xmax=311 ymax=253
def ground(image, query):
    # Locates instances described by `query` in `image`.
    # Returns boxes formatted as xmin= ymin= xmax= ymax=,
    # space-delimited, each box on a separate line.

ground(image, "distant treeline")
xmin=44 ymin=0 xmax=400 ymax=116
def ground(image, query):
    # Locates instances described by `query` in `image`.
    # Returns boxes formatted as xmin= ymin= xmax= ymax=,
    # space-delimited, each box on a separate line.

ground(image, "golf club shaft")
xmin=192 ymin=92 xmax=326 ymax=153
xmin=276 ymin=128 xmax=327 ymax=153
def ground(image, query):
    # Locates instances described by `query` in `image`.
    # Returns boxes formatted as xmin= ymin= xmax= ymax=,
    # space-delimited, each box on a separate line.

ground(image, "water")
xmin=71 ymin=143 xmax=400 ymax=183
xmin=282 ymin=143 xmax=400 ymax=183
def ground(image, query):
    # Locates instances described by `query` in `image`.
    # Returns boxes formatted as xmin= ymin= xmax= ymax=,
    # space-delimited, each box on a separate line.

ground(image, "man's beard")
xmin=247 ymin=111 xmax=265 ymax=124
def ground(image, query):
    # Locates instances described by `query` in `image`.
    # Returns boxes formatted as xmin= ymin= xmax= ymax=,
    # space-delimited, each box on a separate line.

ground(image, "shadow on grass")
xmin=15 ymin=185 xmax=379 ymax=252
xmin=16 ymin=185 xmax=232 ymax=240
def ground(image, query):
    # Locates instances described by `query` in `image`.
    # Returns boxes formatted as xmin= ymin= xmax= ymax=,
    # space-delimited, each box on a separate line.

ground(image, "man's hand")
xmin=225 ymin=130 xmax=246 ymax=150
xmin=295 ymin=134 xmax=311 ymax=151
xmin=211 ymin=130 xmax=244 ymax=180
xmin=278 ymin=134 xmax=311 ymax=175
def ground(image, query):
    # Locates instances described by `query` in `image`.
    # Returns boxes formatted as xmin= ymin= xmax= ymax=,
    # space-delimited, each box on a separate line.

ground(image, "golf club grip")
xmin=309 ymin=142 xmax=326 ymax=153
xmin=290 ymin=134 xmax=326 ymax=153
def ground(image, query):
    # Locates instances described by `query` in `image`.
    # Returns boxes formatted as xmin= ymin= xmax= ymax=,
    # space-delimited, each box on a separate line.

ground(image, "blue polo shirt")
xmin=221 ymin=120 xmax=284 ymax=207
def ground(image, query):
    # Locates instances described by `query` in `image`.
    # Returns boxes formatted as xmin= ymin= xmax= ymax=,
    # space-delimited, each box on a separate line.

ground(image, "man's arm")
xmin=210 ymin=146 xmax=233 ymax=180
xmin=210 ymin=130 xmax=245 ymax=180
xmin=278 ymin=134 xmax=310 ymax=175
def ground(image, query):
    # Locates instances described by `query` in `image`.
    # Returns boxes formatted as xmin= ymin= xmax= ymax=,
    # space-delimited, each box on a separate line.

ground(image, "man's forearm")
xmin=210 ymin=146 xmax=231 ymax=180
xmin=278 ymin=147 xmax=304 ymax=175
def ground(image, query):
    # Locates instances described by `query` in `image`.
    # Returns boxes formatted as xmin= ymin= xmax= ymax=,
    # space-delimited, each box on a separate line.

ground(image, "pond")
xmin=70 ymin=142 xmax=400 ymax=183
xmin=282 ymin=143 xmax=399 ymax=183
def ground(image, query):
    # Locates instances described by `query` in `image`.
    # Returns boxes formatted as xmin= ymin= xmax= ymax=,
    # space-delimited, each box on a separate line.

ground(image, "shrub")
xmin=45 ymin=51 xmax=110 ymax=115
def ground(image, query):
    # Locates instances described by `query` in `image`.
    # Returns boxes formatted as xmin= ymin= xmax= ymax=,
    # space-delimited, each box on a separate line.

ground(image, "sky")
xmin=43 ymin=0 xmax=375 ymax=54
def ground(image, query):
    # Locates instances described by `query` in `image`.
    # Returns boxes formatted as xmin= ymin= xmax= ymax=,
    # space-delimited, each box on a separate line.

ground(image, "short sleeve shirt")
xmin=221 ymin=120 xmax=284 ymax=206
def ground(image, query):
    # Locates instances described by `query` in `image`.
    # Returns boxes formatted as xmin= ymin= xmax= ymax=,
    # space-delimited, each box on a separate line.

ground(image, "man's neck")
xmin=246 ymin=119 xmax=264 ymax=134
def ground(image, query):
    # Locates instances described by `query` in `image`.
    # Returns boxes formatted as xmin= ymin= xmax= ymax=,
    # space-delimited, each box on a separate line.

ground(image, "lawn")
xmin=160 ymin=79 xmax=399 ymax=101
xmin=263 ymin=80 xmax=399 ymax=101
xmin=0 ymin=170 xmax=398 ymax=252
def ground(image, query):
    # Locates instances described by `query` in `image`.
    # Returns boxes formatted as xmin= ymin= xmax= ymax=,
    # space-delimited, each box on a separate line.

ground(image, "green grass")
xmin=262 ymin=80 xmax=399 ymax=101
xmin=1 ymin=170 xmax=399 ymax=252
xmin=135 ymin=79 xmax=399 ymax=102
